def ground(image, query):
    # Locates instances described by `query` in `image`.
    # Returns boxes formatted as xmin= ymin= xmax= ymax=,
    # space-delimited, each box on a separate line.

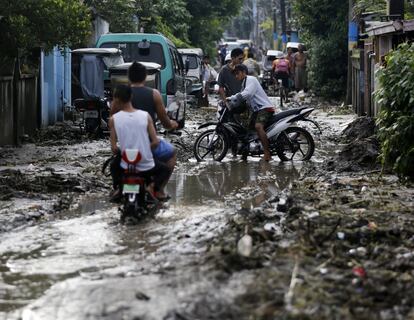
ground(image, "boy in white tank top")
xmin=109 ymin=85 xmax=171 ymax=201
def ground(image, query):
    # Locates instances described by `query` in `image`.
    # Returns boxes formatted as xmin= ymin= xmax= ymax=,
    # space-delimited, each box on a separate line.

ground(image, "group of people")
xmin=108 ymin=44 xmax=307 ymax=201
xmin=217 ymin=47 xmax=276 ymax=162
xmin=272 ymin=44 xmax=308 ymax=93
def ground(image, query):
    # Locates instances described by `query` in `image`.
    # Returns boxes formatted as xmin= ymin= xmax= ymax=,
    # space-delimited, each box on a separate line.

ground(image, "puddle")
xmin=168 ymin=159 xmax=302 ymax=208
xmin=0 ymin=158 xmax=304 ymax=318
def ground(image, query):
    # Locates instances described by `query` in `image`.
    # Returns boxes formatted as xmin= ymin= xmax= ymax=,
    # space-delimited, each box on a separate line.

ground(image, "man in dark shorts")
xmin=111 ymin=62 xmax=178 ymax=201
xmin=272 ymin=53 xmax=291 ymax=102
xmin=229 ymin=64 xmax=277 ymax=161
xmin=109 ymin=85 xmax=171 ymax=201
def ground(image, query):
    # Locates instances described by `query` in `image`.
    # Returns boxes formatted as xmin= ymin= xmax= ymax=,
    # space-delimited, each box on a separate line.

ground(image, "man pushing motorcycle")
xmin=229 ymin=64 xmax=277 ymax=161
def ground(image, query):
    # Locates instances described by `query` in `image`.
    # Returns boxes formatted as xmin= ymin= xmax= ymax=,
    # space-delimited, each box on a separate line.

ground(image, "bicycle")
xmin=272 ymin=75 xmax=289 ymax=108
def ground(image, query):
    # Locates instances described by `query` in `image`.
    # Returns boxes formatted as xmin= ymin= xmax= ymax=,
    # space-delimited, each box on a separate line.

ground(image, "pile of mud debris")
xmin=22 ymin=122 xmax=85 ymax=146
xmin=330 ymin=116 xmax=380 ymax=172
xmin=205 ymin=170 xmax=414 ymax=319
xmin=197 ymin=115 xmax=414 ymax=319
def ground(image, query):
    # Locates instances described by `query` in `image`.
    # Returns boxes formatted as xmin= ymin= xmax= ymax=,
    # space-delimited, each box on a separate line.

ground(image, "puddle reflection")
xmin=168 ymin=159 xmax=301 ymax=205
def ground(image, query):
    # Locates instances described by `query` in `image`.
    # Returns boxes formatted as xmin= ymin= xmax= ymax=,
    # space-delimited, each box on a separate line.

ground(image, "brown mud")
xmin=0 ymin=98 xmax=413 ymax=319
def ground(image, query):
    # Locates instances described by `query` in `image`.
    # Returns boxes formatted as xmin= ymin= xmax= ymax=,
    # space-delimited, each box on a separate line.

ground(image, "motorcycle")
xmin=119 ymin=149 xmax=158 ymax=223
xmin=193 ymin=97 xmax=320 ymax=162
xmin=73 ymin=97 xmax=110 ymax=137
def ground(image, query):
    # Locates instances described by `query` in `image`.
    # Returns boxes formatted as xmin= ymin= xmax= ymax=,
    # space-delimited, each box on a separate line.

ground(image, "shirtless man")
xmin=293 ymin=44 xmax=308 ymax=92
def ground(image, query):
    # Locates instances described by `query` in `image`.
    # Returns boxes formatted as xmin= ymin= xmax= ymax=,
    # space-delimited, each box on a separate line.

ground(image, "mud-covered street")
xmin=1 ymin=98 xmax=413 ymax=320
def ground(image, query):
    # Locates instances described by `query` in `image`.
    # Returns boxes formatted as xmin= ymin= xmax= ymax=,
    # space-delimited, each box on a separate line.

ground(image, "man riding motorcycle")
xmin=228 ymin=64 xmax=277 ymax=161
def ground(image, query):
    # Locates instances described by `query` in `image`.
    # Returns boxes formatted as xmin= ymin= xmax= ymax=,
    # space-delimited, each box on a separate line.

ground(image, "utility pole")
xmin=280 ymin=0 xmax=287 ymax=50
xmin=273 ymin=6 xmax=278 ymax=50
xmin=252 ymin=0 xmax=258 ymax=44
xmin=346 ymin=0 xmax=357 ymax=105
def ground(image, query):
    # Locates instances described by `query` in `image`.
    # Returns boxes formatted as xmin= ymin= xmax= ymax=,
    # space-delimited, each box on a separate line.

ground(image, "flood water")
xmin=0 ymin=156 xmax=306 ymax=319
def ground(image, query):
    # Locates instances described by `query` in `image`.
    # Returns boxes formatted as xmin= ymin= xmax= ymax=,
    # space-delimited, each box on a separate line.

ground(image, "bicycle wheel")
xmin=276 ymin=126 xmax=315 ymax=161
xmin=193 ymin=129 xmax=228 ymax=162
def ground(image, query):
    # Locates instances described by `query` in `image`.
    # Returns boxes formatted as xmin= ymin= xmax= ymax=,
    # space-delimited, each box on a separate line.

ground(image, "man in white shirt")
xmin=230 ymin=64 xmax=276 ymax=161
xmin=109 ymin=85 xmax=171 ymax=201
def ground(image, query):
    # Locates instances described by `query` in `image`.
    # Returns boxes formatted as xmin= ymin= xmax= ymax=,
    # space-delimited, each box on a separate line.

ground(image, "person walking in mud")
xmin=293 ymin=44 xmax=308 ymax=92
xmin=201 ymin=55 xmax=217 ymax=107
xmin=286 ymin=47 xmax=295 ymax=91
xmin=109 ymin=85 xmax=171 ymax=201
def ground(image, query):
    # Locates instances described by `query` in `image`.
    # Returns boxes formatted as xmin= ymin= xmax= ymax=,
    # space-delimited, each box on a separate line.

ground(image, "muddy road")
xmin=1 ymin=99 xmax=413 ymax=320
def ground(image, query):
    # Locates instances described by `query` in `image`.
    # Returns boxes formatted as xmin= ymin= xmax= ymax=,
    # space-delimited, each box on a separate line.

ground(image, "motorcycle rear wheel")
xmin=193 ymin=129 xmax=228 ymax=162
xmin=275 ymin=126 xmax=315 ymax=161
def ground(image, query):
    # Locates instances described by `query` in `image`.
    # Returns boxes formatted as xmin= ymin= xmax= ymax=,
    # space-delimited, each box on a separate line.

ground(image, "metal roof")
xmin=178 ymin=48 xmax=204 ymax=57
xmin=109 ymin=62 xmax=161 ymax=71
xmin=286 ymin=42 xmax=303 ymax=49
xmin=366 ymin=20 xmax=403 ymax=36
xmin=266 ymin=50 xmax=284 ymax=57
xmin=71 ymin=48 xmax=121 ymax=55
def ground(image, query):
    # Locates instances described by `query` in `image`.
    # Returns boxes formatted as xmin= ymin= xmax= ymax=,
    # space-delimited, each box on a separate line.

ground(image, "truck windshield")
xmin=100 ymin=42 xmax=166 ymax=68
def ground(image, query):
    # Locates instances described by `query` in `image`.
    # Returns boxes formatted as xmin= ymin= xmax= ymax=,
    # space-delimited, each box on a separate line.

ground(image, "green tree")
xmin=134 ymin=0 xmax=192 ymax=46
xmin=85 ymin=0 xmax=137 ymax=33
xmin=186 ymin=0 xmax=243 ymax=55
xmin=375 ymin=43 xmax=414 ymax=180
xmin=293 ymin=0 xmax=348 ymax=99
xmin=0 ymin=0 xmax=90 ymax=58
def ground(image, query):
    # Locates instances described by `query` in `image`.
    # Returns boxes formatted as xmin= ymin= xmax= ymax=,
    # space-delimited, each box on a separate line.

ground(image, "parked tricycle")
xmin=71 ymin=48 xmax=123 ymax=137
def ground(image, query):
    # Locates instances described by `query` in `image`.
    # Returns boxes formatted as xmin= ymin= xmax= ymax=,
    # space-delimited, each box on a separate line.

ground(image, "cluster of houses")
xmin=350 ymin=0 xmax=414 ymax=116
xmin=0 ymin=16 xmax=108 ymax=146
xmin=1 ymin=1 xmax=413 ymax=146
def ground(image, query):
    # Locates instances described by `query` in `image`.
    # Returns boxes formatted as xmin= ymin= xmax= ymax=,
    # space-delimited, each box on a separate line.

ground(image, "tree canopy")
xmin=375 ymin=43 xmax=414 ymax=180
xmin=293 ymin=0 xmax=348 ymax=99
xmin=85 ymin=0 xmax=242 ymax=54
xmin=0 ymin=0 xmax=91 ymax=57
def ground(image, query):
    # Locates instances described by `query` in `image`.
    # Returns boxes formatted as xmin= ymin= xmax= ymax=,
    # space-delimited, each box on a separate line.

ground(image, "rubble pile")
xmin=202 ymin=170 xmax=414 ymax=319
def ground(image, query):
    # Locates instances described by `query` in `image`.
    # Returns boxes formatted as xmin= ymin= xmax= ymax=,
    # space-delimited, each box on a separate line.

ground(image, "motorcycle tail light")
xmin=87 ymin=101 xmax=97 ymax=109
xmin=122 ymin=176 xmax=145 ymax=185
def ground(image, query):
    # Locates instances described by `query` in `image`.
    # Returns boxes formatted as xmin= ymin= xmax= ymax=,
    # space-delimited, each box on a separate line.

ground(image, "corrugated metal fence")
xmin=0 ymin=65 xmax=39 ymax=146
xmin=351 ymin=49 xmax=365 ymax=116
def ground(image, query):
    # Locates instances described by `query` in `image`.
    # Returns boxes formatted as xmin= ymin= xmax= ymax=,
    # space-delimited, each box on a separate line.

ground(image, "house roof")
xmin=365 ymin=19 xmax=414 ymax=36
xmin=366 ymin=20 xmax=403 ymax=36
xmin=403 ymin=19 xmax=414 ymax=32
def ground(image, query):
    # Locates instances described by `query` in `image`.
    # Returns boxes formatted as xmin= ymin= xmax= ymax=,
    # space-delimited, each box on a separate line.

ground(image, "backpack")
xmin=275 ymin=59 xmax=289 ymax=73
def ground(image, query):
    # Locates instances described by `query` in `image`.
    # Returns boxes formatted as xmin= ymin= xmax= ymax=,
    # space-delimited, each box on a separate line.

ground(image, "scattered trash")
xmin=319 ymin=268 xmax=328 ymax=274
xmin=305 ymin=211 xmax=320 ymax=219
xmin=237 ymin=226 xmax=253 ymax=257
xmin=349 ymin=247 xmax=367 ymax=257
xmin=135 ymin=291 xmax=151 ymax=301
xmin=337 ymin=232 xmax=345 ymax=240
xmin=368 ymin=221 xmax=378 ymax=230
xmin=352 ymin=266 xmax=367 ymax=278
xmin=264 ymin=223 xmax=277 ymax=232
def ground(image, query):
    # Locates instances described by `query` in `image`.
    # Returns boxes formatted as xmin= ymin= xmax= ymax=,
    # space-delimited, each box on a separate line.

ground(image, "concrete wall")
xmin=0 ymin=69 xmax=39 ymax=146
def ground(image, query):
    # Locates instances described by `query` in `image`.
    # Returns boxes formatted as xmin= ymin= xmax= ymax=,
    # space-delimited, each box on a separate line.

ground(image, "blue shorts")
xmin=153 ymin=139 xmax=175 ymax=162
